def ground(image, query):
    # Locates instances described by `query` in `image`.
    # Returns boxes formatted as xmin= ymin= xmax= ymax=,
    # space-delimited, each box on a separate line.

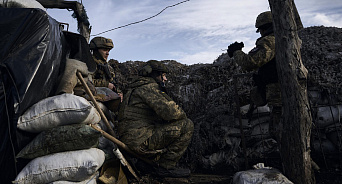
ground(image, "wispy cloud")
xmin=47 ymin=0 xmax=342 ymax=65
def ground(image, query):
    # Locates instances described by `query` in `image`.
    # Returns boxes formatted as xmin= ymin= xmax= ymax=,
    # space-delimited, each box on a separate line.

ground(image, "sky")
xmin=46 ymin=0 xmax=342 ymax=65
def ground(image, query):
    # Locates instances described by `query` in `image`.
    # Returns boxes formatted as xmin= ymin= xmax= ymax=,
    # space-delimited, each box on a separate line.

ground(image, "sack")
xmin=48 ymin=172 xmax=98 ymax=184
xmin=17 ymin=93 xmax=101 ymax=133
xmin=13 ymin=148 xmax=105 ymax=184
xmin=16 ymin=124 xmax=101 ymax=159
xmin=233 ymin=165 xmax=293 ymax=184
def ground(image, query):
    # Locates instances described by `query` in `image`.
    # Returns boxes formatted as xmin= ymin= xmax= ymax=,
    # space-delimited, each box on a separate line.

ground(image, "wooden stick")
xmin=76 ymin=72 xmax=140 ymax=180
xmin=90 ymin=124 xmax=155 ymax=167
xmin=76 ymin=72 xmax=115 ymax=136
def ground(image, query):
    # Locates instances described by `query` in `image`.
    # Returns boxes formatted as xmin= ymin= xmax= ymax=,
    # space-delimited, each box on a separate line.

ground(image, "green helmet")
xmin=255 ymin=11 xmax=273 ymax=30
xmin=139 ymin=60 xmax=169 ymax=76
xmin=89 ymin=37 xmax=114 ymax=50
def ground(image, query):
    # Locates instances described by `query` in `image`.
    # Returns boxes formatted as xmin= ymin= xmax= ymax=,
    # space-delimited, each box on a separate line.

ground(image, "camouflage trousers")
xmin=139 ymin=118 xmax=194 ymax=169
xmin=266 ymin=83 xmax=283 ymax=142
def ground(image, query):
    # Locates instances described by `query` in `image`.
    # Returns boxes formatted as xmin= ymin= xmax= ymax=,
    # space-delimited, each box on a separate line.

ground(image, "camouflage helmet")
xmin=89 ymin=37 xmax=114 ymax=50
xmin=255 ymin=11 xmax=273 ymax=30
xmin=139 ymin=60 xmax=169 ymax=76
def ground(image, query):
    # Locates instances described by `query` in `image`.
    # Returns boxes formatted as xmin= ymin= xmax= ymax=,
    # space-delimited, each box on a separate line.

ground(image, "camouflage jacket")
xmin=233 ymin=34 xmax=275 ymax=72
xmin=91 ymin=55 xmax=117 ymax=89
xmin=118 ymin=76 xmax=187 ymax=147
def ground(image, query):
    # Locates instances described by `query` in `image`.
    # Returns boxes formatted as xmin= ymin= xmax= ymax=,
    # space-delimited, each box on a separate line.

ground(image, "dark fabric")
xmin=0 ymin=8 xmax=90 ymax=183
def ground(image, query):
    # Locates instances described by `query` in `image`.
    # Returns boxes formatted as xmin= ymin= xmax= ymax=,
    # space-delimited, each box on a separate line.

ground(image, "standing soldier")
xmin=228 ymin=11 xmax=282 ymax=141
xmin=118 ymin=60 xmax=194 ymax=177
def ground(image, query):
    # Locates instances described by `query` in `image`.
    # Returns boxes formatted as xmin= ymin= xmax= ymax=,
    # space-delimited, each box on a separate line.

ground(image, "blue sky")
xmin=47 ymin=0 xmax=342 ymax=65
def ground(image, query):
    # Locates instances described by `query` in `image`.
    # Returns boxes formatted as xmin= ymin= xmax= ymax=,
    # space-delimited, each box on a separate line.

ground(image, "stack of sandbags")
xmin=309 ymin=89 xmax=342 ymax=155
xmin=201 ymin=104 xmax=276 ymax=171
xmin=239 ymin=104 xmax=278 ymax=158
xmin=13 ymin=93 xmax=106 ymax=184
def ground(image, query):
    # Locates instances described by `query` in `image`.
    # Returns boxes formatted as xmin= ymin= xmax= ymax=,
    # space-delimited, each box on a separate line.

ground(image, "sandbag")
xmin=49 ymin=172 xmax=98 ymax=184
xmin=16 ymin=124 xmax=101 ymax=159
xmin=17 ymin=93 xmax=101 ymax=133
xmin=240 ymin=104 xmax=270 ymax=117
xmin=250 ymin=122 xmax=270 ymax=141
xmin=316 ymin=105 xmax=342 ymax=128
xmin=13 ymin=148 xmax=105 ymax=184
xmin=0 ymin=0 xmax=46 ymax=11
xmin=233 ymin=164 xmax=293 ymax=184
xmin=312 ymin=138 xmax=337 ymax=154
xmin=325 ymin=123 xmax=342 ymax=149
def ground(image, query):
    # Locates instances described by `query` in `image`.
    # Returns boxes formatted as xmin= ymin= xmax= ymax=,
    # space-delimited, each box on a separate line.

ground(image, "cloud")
xmin=47 ymin=0 xmax=342 ymax=65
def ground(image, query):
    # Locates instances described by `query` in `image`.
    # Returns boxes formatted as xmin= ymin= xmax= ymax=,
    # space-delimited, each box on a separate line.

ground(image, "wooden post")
xmin=268 ymin=0 xmax=315 ymax=183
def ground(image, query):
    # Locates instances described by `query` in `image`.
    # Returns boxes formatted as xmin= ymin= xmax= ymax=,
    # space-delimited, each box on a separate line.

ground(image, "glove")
xmin=227 ymin=41 xmax=244 ymax=57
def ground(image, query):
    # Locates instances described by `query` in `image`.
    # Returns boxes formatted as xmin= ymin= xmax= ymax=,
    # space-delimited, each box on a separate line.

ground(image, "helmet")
xmin=255 ymin=11 xmax=273 ymax=30
xmin=139 ymin=60 xmax=169 ymax=76
xmin=147 ymin=60 xmax=169 ymax=73
xmin=89 ymin=37 xmax=114 ymax=50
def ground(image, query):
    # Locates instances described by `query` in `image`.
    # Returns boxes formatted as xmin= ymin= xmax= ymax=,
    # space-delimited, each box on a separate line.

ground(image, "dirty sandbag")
xmin=325 ymin=123 xmax=342 ymax=150
xmin=17 ymin=93 xmax=101 ymax=133
xmin=312 ymin=138 xmax=337 ymax=154
xmin=233 ymin=163 xmax=293 ymax=184
xmin=0 ymin=0 xmax=46 ymax=11
xmin=316 ymin=105 xmax=342 ymax=128
xmin=16 ymin=124 xmax=101 ymax=159
xmin=63 ymin=31 xmax=96 ymax=73
xmin=48 ymin=172 xmax=99 ymax=184
xmin=13 ymin=148 xmax=105 ymax=184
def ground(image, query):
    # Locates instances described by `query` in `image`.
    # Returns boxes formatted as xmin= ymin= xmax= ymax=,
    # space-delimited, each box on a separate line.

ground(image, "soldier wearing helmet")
xmin=228 ymin=11 xmax=282 ymax=141
xmin=89 ymin=36 xmax=122 ymax=104
xmin=118 ymin=60 xmax=194 ymax=177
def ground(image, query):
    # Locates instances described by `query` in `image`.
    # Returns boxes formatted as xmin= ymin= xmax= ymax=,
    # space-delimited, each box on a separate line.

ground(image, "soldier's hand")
xmin=228 ymin=41 xmax=244 ymax=57
xmin=108 ymin=83 xmax=115 ymax=90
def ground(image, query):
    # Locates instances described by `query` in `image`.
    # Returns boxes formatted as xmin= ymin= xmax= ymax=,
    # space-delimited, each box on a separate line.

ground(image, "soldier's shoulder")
xmin=256 ymin=35 xmax=275 ymax=48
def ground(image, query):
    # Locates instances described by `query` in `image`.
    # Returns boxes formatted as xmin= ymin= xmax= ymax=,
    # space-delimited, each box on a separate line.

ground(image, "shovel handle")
xmin=76 ymin=72 xmax=115 ymax=136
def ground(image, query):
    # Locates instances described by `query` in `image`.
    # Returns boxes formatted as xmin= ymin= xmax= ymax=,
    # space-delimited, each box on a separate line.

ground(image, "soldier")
xmin=89 ymin=36 xmax=122 ymax=101
xmin=228 ymin=11 xmax=282 ymax=141
xmin=118 ymin=60 xmax=194 ymax=177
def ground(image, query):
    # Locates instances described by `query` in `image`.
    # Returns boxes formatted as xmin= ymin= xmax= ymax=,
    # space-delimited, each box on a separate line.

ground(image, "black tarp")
xmin=0 ymin=8 xmax=94 ymax=183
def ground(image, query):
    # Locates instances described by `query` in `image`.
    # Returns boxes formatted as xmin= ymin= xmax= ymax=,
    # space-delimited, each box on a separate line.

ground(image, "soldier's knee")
xmin=183 ymin=118 xmax=194 ymax=135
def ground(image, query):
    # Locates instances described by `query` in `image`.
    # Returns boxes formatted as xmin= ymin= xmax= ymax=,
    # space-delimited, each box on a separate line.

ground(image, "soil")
xmin=111 ymin=26 xmax=342 ymax=183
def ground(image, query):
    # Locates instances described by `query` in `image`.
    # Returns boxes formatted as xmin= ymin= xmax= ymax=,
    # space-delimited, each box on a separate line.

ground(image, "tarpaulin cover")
xmin=0 ymin=8 xmax=93 ymax=183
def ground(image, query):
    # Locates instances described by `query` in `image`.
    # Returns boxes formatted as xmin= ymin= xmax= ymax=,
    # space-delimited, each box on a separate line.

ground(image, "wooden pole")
xmin=76 ymin=72 xmax=140 ymax=180
xmin=76 ymin=72 xmax=115 ymax=136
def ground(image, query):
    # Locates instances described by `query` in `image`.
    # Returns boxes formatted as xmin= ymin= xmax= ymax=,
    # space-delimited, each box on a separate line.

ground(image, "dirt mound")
xmin=114 ymin=26 xmax=342 ymax=179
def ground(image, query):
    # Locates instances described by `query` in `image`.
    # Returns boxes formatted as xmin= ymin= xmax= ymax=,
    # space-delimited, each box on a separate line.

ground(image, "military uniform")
xmin=233 ymin=33 xmax=280 ymax=107
xmin=91 ymin=54 xmax=118 ymax=91
xmin=118 ymin=76 xmax=194 ymax=169
xmin=232 ymin=11 xmax=282 ymax=140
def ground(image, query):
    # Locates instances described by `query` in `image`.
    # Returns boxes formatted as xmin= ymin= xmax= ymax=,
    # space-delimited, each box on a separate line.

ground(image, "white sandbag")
xmin=49 ymin=172 xmax=98 ymax=184
xmin=312 ymin=138 xmax=337 ymax=154
xmin=250 ymin=122 xmax=270 ymax=140
xmin=0 ymin=0 xmax=46 ymax=11
xmin=316 ymin=105 xmax=342 ymax=128
xmin=240 ymin=104 xmax=270 ymax=116
xmin=13 ymin=148 xmax=105 ymax=184
xmin=17 ymin=93 xmax=101 ymax=133
xmin=325 ymin=123 xmax=342 ymax=150
xmin=233 ymin=163 xmax=293 ymax=184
